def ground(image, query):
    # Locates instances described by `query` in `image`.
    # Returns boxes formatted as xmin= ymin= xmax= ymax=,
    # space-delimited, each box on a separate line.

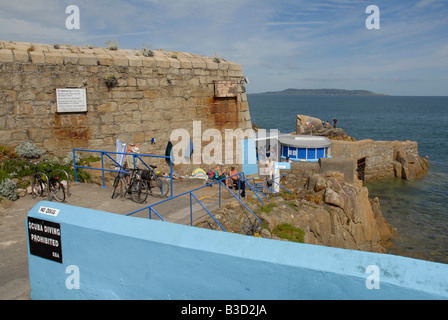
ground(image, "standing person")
xmin=333 ymin=118 xmax=338 ymax=128
xmin=124 ymin=146 xmax=143 ymax=170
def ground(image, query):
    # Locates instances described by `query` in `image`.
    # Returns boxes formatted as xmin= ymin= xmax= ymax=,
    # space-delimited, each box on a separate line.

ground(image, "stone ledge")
xmin=0 ymin=41 xmax=244 ymax=72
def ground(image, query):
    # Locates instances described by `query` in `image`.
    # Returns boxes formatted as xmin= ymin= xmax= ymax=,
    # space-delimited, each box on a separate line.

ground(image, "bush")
xmin=272 ymin=223 xmax=305 ymax=243
xmin=0 ymin=178 xmax=18 ymax=201
xmin=15 ymin=142 xmax=43 ymax=159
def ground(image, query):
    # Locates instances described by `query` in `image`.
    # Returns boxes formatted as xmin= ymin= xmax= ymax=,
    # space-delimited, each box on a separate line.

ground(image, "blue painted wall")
xmin=27 ymin=201 xmax=448 ymax=300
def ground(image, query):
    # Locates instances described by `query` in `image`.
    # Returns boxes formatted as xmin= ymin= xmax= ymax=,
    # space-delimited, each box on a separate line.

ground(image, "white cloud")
xmin=0 ymin=0 xmax=447 ymax=95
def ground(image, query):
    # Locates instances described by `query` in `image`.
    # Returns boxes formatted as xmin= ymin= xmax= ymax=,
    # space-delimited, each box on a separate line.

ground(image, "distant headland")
xmin=256 ymin=88 xmax=388 ymax=96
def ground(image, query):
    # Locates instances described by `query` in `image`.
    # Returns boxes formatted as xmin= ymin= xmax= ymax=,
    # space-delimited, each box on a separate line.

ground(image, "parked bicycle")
xmin=111 ymin=168 xmax=148 ymax=203
xmin=141 ymin=165 xmax=169 ymax=198
xmin=30 ymin=160 xmax=66 ymax=202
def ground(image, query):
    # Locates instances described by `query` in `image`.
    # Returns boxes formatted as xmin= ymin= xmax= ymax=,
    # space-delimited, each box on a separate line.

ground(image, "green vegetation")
xmin=272 ymin=223 xmax=305 ymax=243
xmin=15 ymin=142 xmax=43 ymax=158
xmin=105 ymin=40 xmax=118 ymax=50
xmin=286 ymin=201 xmax=299 ymax=211
xmin=258 ymin=202 xmax=276 ymax=215
xmin=0 ymin=178 xmax=18 ymax=201
xmin=0 ymin=143 xmax=97 ymax=201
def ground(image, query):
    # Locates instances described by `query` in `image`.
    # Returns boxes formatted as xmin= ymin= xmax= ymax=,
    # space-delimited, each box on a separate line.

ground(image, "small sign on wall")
xmin=56 ymin=88 xmax=87 ymax=113
xmin=28 ymin=217 xmax=63 ymax=263
xmin=214 ymin=81 xmax=237 ymax=98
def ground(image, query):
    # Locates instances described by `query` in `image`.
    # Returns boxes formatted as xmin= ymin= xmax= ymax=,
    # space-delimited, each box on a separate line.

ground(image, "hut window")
xmin=317 ymin=148 xmax=325 ymax=159
xmin=308 ymin=148 xmax=316 ymax=160
xmin=298 ymin=148 xmax=306 ymax=160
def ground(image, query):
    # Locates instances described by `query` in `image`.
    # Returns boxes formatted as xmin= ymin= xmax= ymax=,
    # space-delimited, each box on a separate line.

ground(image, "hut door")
xmin=357 ymin=158 xmax=366 ymax=181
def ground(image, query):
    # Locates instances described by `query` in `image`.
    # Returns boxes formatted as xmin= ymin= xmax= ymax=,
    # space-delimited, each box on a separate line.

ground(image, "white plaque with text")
xmin=56 ymin=88 xmax=87 ymax=113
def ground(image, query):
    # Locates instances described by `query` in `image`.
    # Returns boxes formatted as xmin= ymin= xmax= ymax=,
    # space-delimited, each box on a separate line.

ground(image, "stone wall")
xmin=331 ymin=139 xmax=426 ymax=181
xmin=280 ymin=162 xmax=320 ymax=190
xmin=0 ymin=41 xmax=252 ymax=175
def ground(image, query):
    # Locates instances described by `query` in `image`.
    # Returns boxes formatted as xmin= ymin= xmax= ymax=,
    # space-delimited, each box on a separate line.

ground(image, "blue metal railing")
xmin=253 ymin=175 xmax=293 ymax=196
xmin=126 ymin=171 xmax=293 ymax=232
xmin=73 ymin=148 xmax=174 ymax=197
xmin=127 ymin=172 xmax=263 ymax=232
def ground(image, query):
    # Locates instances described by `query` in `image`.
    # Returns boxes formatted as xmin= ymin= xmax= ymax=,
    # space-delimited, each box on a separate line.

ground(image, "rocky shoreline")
xmin=196 ymin=171 xmax=395 ymax=254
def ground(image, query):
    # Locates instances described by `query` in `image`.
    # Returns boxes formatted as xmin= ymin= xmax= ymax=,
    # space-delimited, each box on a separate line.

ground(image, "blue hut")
xmin=279 ymin=135 xmax=332 ymax=162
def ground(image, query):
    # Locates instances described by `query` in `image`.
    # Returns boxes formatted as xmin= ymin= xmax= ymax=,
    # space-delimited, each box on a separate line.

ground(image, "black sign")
xmin=28 ymin=217 xmax=63 ymax=263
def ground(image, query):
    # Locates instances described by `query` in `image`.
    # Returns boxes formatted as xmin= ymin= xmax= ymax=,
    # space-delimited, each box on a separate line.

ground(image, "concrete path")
xmin=0 ymin=177 xmax=245 ymax=300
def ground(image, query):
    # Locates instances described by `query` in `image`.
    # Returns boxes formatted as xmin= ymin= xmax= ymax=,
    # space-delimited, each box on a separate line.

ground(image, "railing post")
xmin=170 ymin=158 xmax=173 ymax=197
xmin=101 ymin=151 xmax=106 ymax=188
xmin=73 ymin=149 xmax=78 ymax=183
xmin=190 ymin=193 xmax=193 ymax=226
xmin=219 ymin=181 xmax=221 ymax=207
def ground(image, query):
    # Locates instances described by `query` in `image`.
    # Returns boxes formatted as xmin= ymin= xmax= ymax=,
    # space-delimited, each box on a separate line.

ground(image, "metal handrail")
xmin=73 ymin=148 xmax=174 ymax=197
xmin=253 ymin=175 xmax=292 ymax=196
xmin=126 ymin=172 xmax=261 ymax=231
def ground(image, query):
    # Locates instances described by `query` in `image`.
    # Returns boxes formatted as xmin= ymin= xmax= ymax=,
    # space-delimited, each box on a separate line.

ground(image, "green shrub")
xmin=0 ymin=178 xmax=18 ymax=201
xmin=15 ymin=142 xmax=43 ymax=159
xmin=272 ymin=223 xmax=305 ymax=243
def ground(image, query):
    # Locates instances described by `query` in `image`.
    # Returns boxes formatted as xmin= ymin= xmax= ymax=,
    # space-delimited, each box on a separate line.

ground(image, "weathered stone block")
xmin=128 ymin=56 xmax=143 ymax=67
xmin=12 ymin=50 xmax=30 ymax=63
xmin=96 ymin=54 xmax=114 ymax=66
xmin=62 ymin=52 xmax=79 ymax=64
xmin=44 ymin=52 xmax=64 ymax=64
xmin=78 ymin=54 xmax=98 ymax=66
xmin=0 ymin=49 xmax=14 ymax=62
xmin=97 ymin=102 xmax=118 ymax=113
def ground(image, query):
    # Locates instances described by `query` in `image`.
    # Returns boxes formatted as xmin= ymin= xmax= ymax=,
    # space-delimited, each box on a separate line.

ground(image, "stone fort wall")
xmin=0 ymin=41 xmax=252 ymax=175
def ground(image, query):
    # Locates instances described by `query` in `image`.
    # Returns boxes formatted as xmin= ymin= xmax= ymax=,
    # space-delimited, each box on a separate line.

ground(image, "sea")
xmin=247 ymin=94 xmax=448 ymax=264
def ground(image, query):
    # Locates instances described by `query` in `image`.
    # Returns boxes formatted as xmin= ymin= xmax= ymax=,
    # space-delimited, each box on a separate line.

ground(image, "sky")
xmin=1 ymin=0 xmax=447 ymax=96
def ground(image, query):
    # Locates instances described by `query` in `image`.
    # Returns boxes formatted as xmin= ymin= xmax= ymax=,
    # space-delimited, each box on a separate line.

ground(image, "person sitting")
xmin=226 ymin=166 xmax=239 ymax=188
xmin=215 ymin=165 xmax=226 ymax=181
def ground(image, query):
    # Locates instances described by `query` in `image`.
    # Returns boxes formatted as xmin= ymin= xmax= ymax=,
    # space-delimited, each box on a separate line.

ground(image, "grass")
xmin=286 ymin=201 xmax=299 ymax=211
xmin=258 ymin=202 xmax=276 ymax=215
xmin=272 ymin=223 xmax=305 ymax=243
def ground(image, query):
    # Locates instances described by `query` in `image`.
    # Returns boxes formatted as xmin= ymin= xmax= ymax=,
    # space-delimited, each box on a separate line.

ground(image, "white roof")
xmin=278 ymin=135 xmax=332 ymax=148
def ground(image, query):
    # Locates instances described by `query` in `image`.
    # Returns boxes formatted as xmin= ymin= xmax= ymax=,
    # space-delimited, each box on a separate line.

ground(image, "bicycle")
xmin=30 ymin=160 xmax=66 ymax=202
xmin=111 ymin=168 xmax=148 ymax=204
xmin=141 ymin=165 xmax=170 ymax=198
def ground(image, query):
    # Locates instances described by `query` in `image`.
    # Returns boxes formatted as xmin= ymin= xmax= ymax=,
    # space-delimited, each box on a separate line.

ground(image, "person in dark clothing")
xmin=333 ymin=118 xmax=338 ymax=128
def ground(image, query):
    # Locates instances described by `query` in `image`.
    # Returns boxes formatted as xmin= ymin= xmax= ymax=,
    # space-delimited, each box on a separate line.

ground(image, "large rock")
xmin=296 ymin=115 xmax=353 ymax=141
xmin=394 ymin=149 xmax=428 ymax=180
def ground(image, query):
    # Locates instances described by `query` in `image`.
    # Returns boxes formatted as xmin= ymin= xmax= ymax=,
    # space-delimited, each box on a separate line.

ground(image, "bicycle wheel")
xmin=150 ymin=177 xmax=169 ymax=198
xmin=31 ymin=175 xmax=44 ymax=199
xmin=111 ymin=175 xmax=123 ymax=199
xmin=130 ymin=179 xmax=148 ymax=203
xmin=50 ymin=179 xmax=66 ymax=202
